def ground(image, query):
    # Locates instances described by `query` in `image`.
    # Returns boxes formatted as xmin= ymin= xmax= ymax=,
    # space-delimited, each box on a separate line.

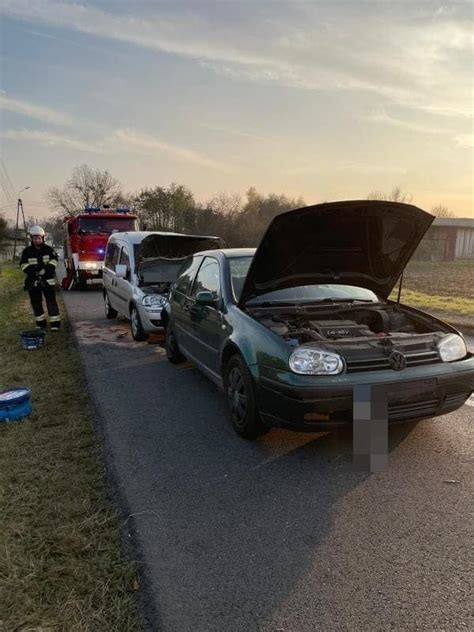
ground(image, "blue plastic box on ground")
xmin=0 ymin=387 xmax=32 ymax=422
xmin=20 ymin=330 xmax=45 ymax=350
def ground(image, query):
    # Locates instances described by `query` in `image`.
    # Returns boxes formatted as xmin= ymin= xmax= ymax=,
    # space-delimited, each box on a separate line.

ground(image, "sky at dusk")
xmin=0 ymin=0 xmax=473 ymax=221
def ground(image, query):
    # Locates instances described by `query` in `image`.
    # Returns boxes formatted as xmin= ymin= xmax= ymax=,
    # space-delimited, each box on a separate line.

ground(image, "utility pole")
xmin=12 ymin=186 xmax=30 ymax=261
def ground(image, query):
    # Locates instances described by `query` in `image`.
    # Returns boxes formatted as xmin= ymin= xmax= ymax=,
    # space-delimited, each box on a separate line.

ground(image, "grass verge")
xmin=0 ymin=264 xmax=141 ymax=631
xmin=390 ymin=288 xmax=474 ymax=317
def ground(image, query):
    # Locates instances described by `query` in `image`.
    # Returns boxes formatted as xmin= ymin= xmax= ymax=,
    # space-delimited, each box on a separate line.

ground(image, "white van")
xmin=102 ymin=231 xmax=224 ymax=340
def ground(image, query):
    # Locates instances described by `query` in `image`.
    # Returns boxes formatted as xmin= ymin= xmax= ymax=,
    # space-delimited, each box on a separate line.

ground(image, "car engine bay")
xmin=249 ymin=303 xmax=451 ymax=370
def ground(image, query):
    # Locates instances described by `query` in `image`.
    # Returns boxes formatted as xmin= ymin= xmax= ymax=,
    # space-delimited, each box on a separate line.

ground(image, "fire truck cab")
xmin=62 ymin=207 xmax=137 ymax=290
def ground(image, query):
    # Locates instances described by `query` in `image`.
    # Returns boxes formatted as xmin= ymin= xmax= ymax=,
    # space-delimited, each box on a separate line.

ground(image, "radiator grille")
xmin=346 ymin=350 xmax=440 ymax=373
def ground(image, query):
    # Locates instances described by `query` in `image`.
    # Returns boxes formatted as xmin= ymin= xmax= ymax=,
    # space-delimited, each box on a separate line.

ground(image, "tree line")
xmin=1 ymin=164 xmax=457 ymax=250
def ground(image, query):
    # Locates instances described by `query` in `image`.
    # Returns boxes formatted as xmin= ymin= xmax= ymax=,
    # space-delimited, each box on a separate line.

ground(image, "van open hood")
xmin=137 ymin=232 xmax=225 ymax=286
xmin=138 ymin=232 xmax=224 ymax=262
xmin=239 ymin=200 xmax=434 ymax=305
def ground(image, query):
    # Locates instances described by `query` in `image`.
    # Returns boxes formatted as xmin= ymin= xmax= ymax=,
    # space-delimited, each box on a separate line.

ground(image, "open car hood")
xmin=138 ymin=232 xmax=224 ymax=263
xmin=137 ymin=232 xmax=225 ymax=284
xmin=239 ymin=200 xmax=434 ymax=305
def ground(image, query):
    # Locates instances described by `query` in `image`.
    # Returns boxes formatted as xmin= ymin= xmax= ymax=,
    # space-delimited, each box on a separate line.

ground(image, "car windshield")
xmin=229 ymin=257 xmax=253 ymax=301
xmin=247 ymin=284 xmax=380 ymax=305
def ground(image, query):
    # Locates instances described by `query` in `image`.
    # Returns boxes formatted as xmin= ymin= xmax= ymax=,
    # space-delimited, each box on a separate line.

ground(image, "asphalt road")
xmin=61 ymin=285 xmax=473 ymax=631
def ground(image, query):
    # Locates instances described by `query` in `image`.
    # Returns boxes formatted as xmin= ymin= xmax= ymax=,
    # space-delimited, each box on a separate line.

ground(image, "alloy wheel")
xmin=227 ymin=366 xmax=248 ymax=426
xmin=131 ymin=308 xmax=139 ymax=337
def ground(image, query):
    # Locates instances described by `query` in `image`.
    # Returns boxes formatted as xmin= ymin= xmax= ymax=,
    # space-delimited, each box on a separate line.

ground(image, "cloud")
xmin=285 ymin=162 xmax=406 ymax=177
xmin=0 ymin=93 xmax=73 ymax=126
xmin=454 ymin=134 xmax=474 ymax=148
xmin=1 ymin=0 xmax=472 ymax=120
xmin=110 ymin=129 xmax=235 ymax=173
xmin=366 ymin=109 xmax=451 ymax=135
xmin=1 ymin=125 xmax=235 ymax=170
xmin=0 ymin=129 xmax=103 ymax=153
xmin=200 ymin=123 xmax=272 ymax=143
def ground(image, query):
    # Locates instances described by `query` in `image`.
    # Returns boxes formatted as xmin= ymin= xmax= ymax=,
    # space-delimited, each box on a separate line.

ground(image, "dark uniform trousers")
xmin=28 ymin=283 xmax=61 ymax=329
xmin=20 ymin=243 xmax=61 ymax=330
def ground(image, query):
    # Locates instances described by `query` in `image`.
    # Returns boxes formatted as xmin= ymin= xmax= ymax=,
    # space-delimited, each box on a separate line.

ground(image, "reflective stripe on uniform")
xmin=28 ymin=258 xmax=37 ymax=263
xmin=46 ymin=278 xmax=56 ymax=285
xmin=43 ymin=255 xmax=50 ymax=262
xmin=47 ymin=259 xmax=58 ymax=267
xmin=35 ymin=313 xmax=46 ymax=321
xmin=21 ymin=262 xmax=33 ymax=271
xmin=49 ymin=315 xmax=61 ymax=322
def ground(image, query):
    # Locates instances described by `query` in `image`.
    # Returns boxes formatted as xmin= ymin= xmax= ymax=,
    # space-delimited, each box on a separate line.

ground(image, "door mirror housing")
xmin=115 ymin=264 xmax=127 ymax=278
xmin=195 ymin=290 xmax=217 ymax=306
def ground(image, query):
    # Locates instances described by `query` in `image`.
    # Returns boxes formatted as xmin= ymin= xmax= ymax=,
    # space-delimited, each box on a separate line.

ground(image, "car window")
xmin=175 ymin=256 xmax=202 ymax=296
xmin=229 ymin=256 xmax=253 ymax=301
xmin=119 ymin=246 xmax=130 ymax=268
xmin=104 ymin=242 xmax=120 ymax=269
xmin=192 ymin=257 xmax=220 ymax=298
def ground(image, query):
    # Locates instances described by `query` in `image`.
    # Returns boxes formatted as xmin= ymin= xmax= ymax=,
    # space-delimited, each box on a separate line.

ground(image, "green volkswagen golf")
xmin=163 ymin=201 xmax=474 ymax=439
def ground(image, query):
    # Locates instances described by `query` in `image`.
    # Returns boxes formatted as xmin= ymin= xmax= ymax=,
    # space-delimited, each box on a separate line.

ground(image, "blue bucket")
xmin=20 ymin=330 xmax=45 ymax=350
xmin=0 ymin=387 xmax=32 ymax=422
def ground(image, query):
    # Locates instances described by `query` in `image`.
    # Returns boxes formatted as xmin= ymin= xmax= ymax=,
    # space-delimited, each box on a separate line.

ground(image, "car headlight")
xmin=142 ymin=295 xmax=166 ymax=308
xmin=437 ymin=334 xmax=467 ymax=362
xmin=289 ymin=346 xmax=344 ymax=375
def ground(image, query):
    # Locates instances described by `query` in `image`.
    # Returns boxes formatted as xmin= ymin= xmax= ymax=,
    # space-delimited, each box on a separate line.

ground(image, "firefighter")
xmin=20 ymin=226 xmax=61 ymax=331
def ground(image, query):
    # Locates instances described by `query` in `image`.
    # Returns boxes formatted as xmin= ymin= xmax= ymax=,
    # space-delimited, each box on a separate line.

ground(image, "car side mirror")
xmin=195 ymin=290 xmax=217 ymax=306
xmin=115 ymin=264 xmax=127 ymax=278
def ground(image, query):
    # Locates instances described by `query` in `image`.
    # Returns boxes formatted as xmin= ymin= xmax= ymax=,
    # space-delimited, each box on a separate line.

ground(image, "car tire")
xmin=77 ymin=270 xmax=88 ymax=291
xmin=224 ymin=355 xmax=269 ymax=440
xmin=104 ymin=292 xmax=118 ymax=319
xmin=130 ymin=305 xmax=148 ymax=342
xmin=165 ymin=323 xmax=185 ymax=363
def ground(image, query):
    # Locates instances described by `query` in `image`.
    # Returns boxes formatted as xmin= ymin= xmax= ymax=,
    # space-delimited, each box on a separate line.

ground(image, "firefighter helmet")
xmin=29 ymin=225 xmax=46 ymax=237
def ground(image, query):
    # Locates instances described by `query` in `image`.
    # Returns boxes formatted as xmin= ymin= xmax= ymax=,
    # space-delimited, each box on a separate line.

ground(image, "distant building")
xmin=414 ymin=217 xmax=474 ymax=261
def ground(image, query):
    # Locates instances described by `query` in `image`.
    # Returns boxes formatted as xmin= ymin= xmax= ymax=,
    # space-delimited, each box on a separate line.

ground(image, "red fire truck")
xmin=62 ymin=207 xmax=138 ymax=290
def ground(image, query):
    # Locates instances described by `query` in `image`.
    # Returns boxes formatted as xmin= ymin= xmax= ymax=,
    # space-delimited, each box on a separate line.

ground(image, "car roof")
xmin=195 ymin=248 xmax=256 ymax=258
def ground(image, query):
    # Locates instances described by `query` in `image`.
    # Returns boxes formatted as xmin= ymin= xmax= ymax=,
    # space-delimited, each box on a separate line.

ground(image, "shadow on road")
xmin=77 ymin=331 xmax=418 ymax=631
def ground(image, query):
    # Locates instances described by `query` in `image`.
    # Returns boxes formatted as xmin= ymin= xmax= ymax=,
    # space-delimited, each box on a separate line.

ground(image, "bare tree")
xmin=430 ymin=204 xmax=456 ymax=218
xmin=367 ymin=186 xmax=413 ymax=204
xmin=47 ymin=164 xmax=124 ymax=215
xmin=206 ymin=192 xmax=243 ymax=216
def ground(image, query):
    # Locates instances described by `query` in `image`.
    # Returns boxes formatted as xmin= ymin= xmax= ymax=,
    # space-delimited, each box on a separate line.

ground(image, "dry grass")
xmin=0 ymin=265 xmax=141 ymax=631
xmin=390 ymin=260 xmax=474 ymax=320
xmin=404 ymin=260 xmax=474 ymax=299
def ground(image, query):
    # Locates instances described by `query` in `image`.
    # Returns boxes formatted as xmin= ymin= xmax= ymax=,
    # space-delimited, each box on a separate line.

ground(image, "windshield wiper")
xmin=246 ymin=300 xmax=296 ymax=307
xmin=305 ymin=298 xmax=376 ymax=304
xmin=248 ymin=298 xmax=377 ymax=308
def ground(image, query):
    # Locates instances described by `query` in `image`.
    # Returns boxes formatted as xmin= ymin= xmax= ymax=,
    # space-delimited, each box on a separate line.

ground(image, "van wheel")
xmin=165 ymin=323 xmax=185 ymax=363
xmin=224 ymin=355 xmax=269 ymax=440
xmin=104 ymin=292 xmax=118 ymax=319
xmin=130 ymin=305 xmax=148 ymax=341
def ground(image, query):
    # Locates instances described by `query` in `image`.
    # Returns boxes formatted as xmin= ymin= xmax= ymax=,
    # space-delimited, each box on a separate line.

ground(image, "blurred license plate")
xmin=388 ymin=378 xmax=438 ymax=403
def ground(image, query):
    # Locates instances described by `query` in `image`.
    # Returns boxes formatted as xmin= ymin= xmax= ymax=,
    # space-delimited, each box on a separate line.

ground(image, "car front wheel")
xmin=224 ymin=355 xmax=269 ymax=439
xmin=130 ymin=305 xmax=148 ymax=341
xmin=165 ymin=323 xmax=185 ymax=363
xmin=104 ymin=292 xmax=118 ymax=319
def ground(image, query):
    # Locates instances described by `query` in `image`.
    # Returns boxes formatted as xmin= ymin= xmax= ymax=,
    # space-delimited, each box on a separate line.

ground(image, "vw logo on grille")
xmin=389 ymin=350 xmax=407 ymax=371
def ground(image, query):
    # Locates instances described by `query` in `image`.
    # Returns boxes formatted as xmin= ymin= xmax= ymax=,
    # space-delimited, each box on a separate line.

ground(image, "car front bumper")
xmin=253 ymin=356 xmax=474 ymax=431
xmin=137 ymin=304 xmax=165 ymax=333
